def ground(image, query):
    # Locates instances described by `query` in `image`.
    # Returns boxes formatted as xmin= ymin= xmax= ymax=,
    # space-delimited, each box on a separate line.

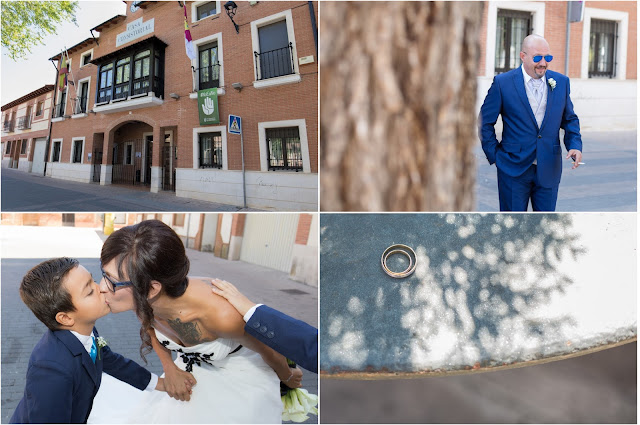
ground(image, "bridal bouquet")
xmin=280 ymin=360 xmax=318 ymax=422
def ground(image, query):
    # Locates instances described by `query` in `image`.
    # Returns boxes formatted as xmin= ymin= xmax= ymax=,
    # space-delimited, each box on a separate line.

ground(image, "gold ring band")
xmin=381 ymin=244 xmax=417 ymax=278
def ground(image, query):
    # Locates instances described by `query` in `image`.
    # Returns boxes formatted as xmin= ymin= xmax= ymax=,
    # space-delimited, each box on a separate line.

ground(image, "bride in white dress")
xmin=87 ymin=220 xmax=301 ymax=423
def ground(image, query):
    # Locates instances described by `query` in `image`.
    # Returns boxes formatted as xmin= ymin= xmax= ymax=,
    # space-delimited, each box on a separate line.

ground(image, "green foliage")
xmin=1 ymin=1 xmax=78 ymax=61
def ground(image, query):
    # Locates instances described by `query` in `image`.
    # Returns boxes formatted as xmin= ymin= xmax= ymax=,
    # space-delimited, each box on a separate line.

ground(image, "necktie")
xmin=90 ymin=336 xmax=97 ymax=363
xmin=530 ymin=78 xmax=543 ymax=104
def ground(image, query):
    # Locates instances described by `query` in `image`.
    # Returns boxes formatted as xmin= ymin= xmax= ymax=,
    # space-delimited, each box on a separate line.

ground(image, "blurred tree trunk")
xmin=320 ymin=1 xmax=483 ymax=211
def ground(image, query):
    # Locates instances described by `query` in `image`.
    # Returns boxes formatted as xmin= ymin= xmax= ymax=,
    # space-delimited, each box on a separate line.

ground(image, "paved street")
xmin=1 ymin=168 xmax=260 ymax=212
xmin=475 ymin=130 xmax=637 ymax=211
xmin=1 ymin=228 xmax=318 ymax=423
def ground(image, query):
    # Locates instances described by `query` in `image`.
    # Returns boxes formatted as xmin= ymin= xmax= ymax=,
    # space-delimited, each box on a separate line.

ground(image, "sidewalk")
xmin=1 ymin=167 xmax=263 ymax=212
xmin=475 ymin=130 xmax=637 ymax=211
xmin=1 ymin=227 xmax=318 ymax=424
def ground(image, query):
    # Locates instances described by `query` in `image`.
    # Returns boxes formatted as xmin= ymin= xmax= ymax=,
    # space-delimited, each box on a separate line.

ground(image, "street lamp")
xmin=224 ymin=1 xmax=239 ymax=34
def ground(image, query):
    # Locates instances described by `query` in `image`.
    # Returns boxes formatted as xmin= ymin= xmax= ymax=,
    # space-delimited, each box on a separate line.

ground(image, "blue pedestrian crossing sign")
xmin=228 ymin=115 xmax=242 ymax=135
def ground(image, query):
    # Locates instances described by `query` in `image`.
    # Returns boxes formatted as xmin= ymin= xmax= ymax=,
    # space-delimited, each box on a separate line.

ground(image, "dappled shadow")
xmin=320 ymin=214 xmax=588 ymax=374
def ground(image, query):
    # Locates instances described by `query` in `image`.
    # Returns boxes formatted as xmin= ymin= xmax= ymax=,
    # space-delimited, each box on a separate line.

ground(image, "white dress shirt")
xmin=521 ymin=65 xmax=548 ymax=165
xmin=70 ymin=330 xmax=158 ymax=391
xmin=243 ymin=304 xmax=264 ymax=323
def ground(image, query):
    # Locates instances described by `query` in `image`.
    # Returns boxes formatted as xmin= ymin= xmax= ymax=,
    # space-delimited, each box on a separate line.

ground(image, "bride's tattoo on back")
xmin=167 ymin=318 xmax=203 ymax=345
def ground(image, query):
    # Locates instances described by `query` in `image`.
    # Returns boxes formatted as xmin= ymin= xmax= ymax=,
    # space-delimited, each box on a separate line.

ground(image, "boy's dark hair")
xmin=20 ymin=258 xmax=79 ymax=331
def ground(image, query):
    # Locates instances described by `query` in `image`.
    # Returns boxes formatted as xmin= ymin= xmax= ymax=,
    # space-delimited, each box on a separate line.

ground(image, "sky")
xmin=1 ymin=1 xmax=127 ymax=105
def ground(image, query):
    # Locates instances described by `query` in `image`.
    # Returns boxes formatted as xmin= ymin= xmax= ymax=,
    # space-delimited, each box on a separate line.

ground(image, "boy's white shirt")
xmin=70 ymin=330 xmax=158 ymax=391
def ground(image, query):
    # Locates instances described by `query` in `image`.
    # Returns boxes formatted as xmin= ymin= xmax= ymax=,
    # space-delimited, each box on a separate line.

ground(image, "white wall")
xmin=176 ymin=168 xmax=318 ymax=211
xmin=17 ymin=160 xmax=32 ymax=173
xmin=476 ymin=77 xmax=637 ymax=133
xmin=45 ymin=162 xmax=92 ymax=183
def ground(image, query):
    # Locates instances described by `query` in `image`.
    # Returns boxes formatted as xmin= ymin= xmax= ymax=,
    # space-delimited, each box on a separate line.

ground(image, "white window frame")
xmin=191 ymin=1 xmax=221 ymax=23
xmin=50 ymin=139 xmax=63 ymax=162
xmin=80 ymin=48 xmax=94 ymax=67
xmin=70 ymin=137 xmax=85 ymax=164
xmin=190 ymin=32 xmax=225 ymax=95
xmin=258 ymin=119 xmax=310 ymax=173
xmin=250 ymin=9 xmax=301 ymax=88
xmin=485 ymin=1 xmax=546 ymax=77
xmin=193 ymin=125 xmax=228 ymax=170
xmin=581 ymin=8 xmax=628 ymax=80
xmin=73 ymin=76 xmax=92 ymax=117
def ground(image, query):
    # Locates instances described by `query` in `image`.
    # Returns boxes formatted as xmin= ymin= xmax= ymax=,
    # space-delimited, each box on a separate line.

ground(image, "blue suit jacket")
xmin=11 ymin=327 xmax=151 ymax=424
xmin=479 ymin=67 xmax=582 ymax=188
xmin=245 ymin=305 xmax=318 ymax=374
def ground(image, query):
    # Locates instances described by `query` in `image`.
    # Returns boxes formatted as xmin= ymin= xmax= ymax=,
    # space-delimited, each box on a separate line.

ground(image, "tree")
xmin=320 ymin=2 xmax=484 ymax=211
xmin=1 ymin=1 xmax=78 ymax=61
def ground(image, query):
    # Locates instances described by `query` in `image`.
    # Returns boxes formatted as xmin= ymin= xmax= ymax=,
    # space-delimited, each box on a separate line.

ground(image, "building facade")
xmin=2 ymin=211 xmax=319 ymax=286
xmin=1 ymin=85 xmax=55 ymax=173
xmin=46 ymin=1 xmax=318 ymax=210
xmin=477 ymin=1 xmax=636 ymax=131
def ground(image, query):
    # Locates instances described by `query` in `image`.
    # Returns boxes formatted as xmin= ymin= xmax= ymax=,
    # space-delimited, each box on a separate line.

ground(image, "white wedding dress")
xmin=88 ymin=329 xmax=282 ymax=423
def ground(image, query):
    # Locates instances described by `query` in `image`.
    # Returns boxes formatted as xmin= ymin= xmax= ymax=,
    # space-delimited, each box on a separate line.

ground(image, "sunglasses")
xmin=528 ymin=54 xmax=553 ymax=63
xmin=100 ymin=265 xmax=133 ymax=293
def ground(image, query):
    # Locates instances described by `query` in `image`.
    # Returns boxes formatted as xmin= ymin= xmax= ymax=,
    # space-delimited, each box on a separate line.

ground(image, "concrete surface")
xmin=1 ymin=227 xmax=318 ymax=424
xmin=320 ymin=213 xmax=636 ymax=375
xmin=320 ymin=341 xmax=636 ymax=423
xmin=475 ymin=131 xmax=637 ymax=211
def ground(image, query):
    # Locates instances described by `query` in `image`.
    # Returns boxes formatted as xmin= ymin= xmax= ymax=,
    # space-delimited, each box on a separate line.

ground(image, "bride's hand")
xmin=281 ymin=367 xmax=303 ymax=389
xmin=164 ymin=366 xmax=197 ymax=401
xmin=211 ymin=278 xmax=256 ymax=316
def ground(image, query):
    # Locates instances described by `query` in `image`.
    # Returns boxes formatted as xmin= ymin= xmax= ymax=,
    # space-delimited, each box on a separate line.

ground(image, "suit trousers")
xmin=497 ymin=163 xmax=558 ymax=211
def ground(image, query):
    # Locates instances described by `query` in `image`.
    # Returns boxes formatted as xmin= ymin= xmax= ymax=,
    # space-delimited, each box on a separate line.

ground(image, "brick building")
xmin=45 ymin=1 xmax=318 ymax=211
xmin=2 ymin=211 xmax=319 ymax=286
xmin=1 ymin=85 xmax=55 ymax=173
xmin=477 ymin=1 xmax=636 ymax=131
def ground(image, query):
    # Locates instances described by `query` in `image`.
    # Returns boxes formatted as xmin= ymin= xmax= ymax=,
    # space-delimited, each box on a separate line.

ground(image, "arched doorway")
xmin=111 ymin=121 xmax=154 ymax=186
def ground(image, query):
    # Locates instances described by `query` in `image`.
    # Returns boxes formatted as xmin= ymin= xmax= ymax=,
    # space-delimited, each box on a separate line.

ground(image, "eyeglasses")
xmin=100 ymin=265 xmax=133 ymax=293
xmin=526 ymin=53 xmax=553 ymax=63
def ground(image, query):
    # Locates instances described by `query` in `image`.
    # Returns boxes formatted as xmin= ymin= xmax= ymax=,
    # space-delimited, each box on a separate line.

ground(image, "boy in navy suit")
xmin=11 ymin=258 xmax=166 ymax=424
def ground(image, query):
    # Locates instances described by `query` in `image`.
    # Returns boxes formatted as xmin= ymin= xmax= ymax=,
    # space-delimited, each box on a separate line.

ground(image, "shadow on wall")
xmin=320 ymin=214 xmax=587 ymax=373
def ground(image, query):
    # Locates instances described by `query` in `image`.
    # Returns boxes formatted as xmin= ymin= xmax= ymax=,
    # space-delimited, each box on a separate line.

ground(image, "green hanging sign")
xmin=198 ymin=88 xmax=219 ymax=125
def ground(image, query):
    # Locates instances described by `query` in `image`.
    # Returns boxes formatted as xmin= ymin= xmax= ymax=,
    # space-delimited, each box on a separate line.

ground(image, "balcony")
xmin=52 ymin=101 xmax=66 ymax=119
xmin=253 ymin=43 xmax=301 ymax=89
xmin=196 ymin=63 xmax=221 ymax=90
xmin=16 ymin=116 xmax=32 ymax=130
xmin=3 ymin=121 xmax=15 ymax=132
xmin=93 ymin=75 xmax=164 ymax=114
xmin=73 ymin=95 xmax=88 ymax=116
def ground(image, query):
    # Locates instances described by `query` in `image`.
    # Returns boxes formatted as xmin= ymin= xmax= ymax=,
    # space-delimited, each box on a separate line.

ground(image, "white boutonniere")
xmin=96 ymin=336 xmax=108 ymax=360
xmin=548 ymin=78 xmax=556 ymax=90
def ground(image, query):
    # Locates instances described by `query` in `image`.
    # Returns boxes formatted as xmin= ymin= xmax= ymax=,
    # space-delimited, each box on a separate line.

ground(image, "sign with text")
xmin=228 ymin=115 xmax=242 ymax=134
xmin=116 ymin=18 xmax=155 ymax=47
xmin=198 ymin=88 xmax=220 ymax=125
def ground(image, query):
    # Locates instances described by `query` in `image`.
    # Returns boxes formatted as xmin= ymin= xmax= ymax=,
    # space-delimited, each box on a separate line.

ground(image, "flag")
xmin=58 ymin=55 xmax=68 ymax=90
xmin=184 ymin=4 xmax=196 ymax=60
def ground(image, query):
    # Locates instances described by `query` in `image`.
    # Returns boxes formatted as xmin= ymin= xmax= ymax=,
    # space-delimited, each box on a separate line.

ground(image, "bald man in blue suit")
xmin=479 ymin=34 xmax=582 ymax=211
xmin=211 ymin=279 xmax=318 ymax=374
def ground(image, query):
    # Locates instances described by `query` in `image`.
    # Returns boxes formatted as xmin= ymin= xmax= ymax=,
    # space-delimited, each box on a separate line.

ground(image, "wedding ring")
xmin=381 ymin=244 xmax=417 ymax=278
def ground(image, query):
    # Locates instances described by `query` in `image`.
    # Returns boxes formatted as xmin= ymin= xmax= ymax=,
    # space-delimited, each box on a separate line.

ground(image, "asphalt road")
xmin=475 ymin=130 xmax=637 ymax=211
xmin=320 ymin=341 xmax=636 ymax=423
xmin=0 ymin=168 xmax=253 ymax=212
